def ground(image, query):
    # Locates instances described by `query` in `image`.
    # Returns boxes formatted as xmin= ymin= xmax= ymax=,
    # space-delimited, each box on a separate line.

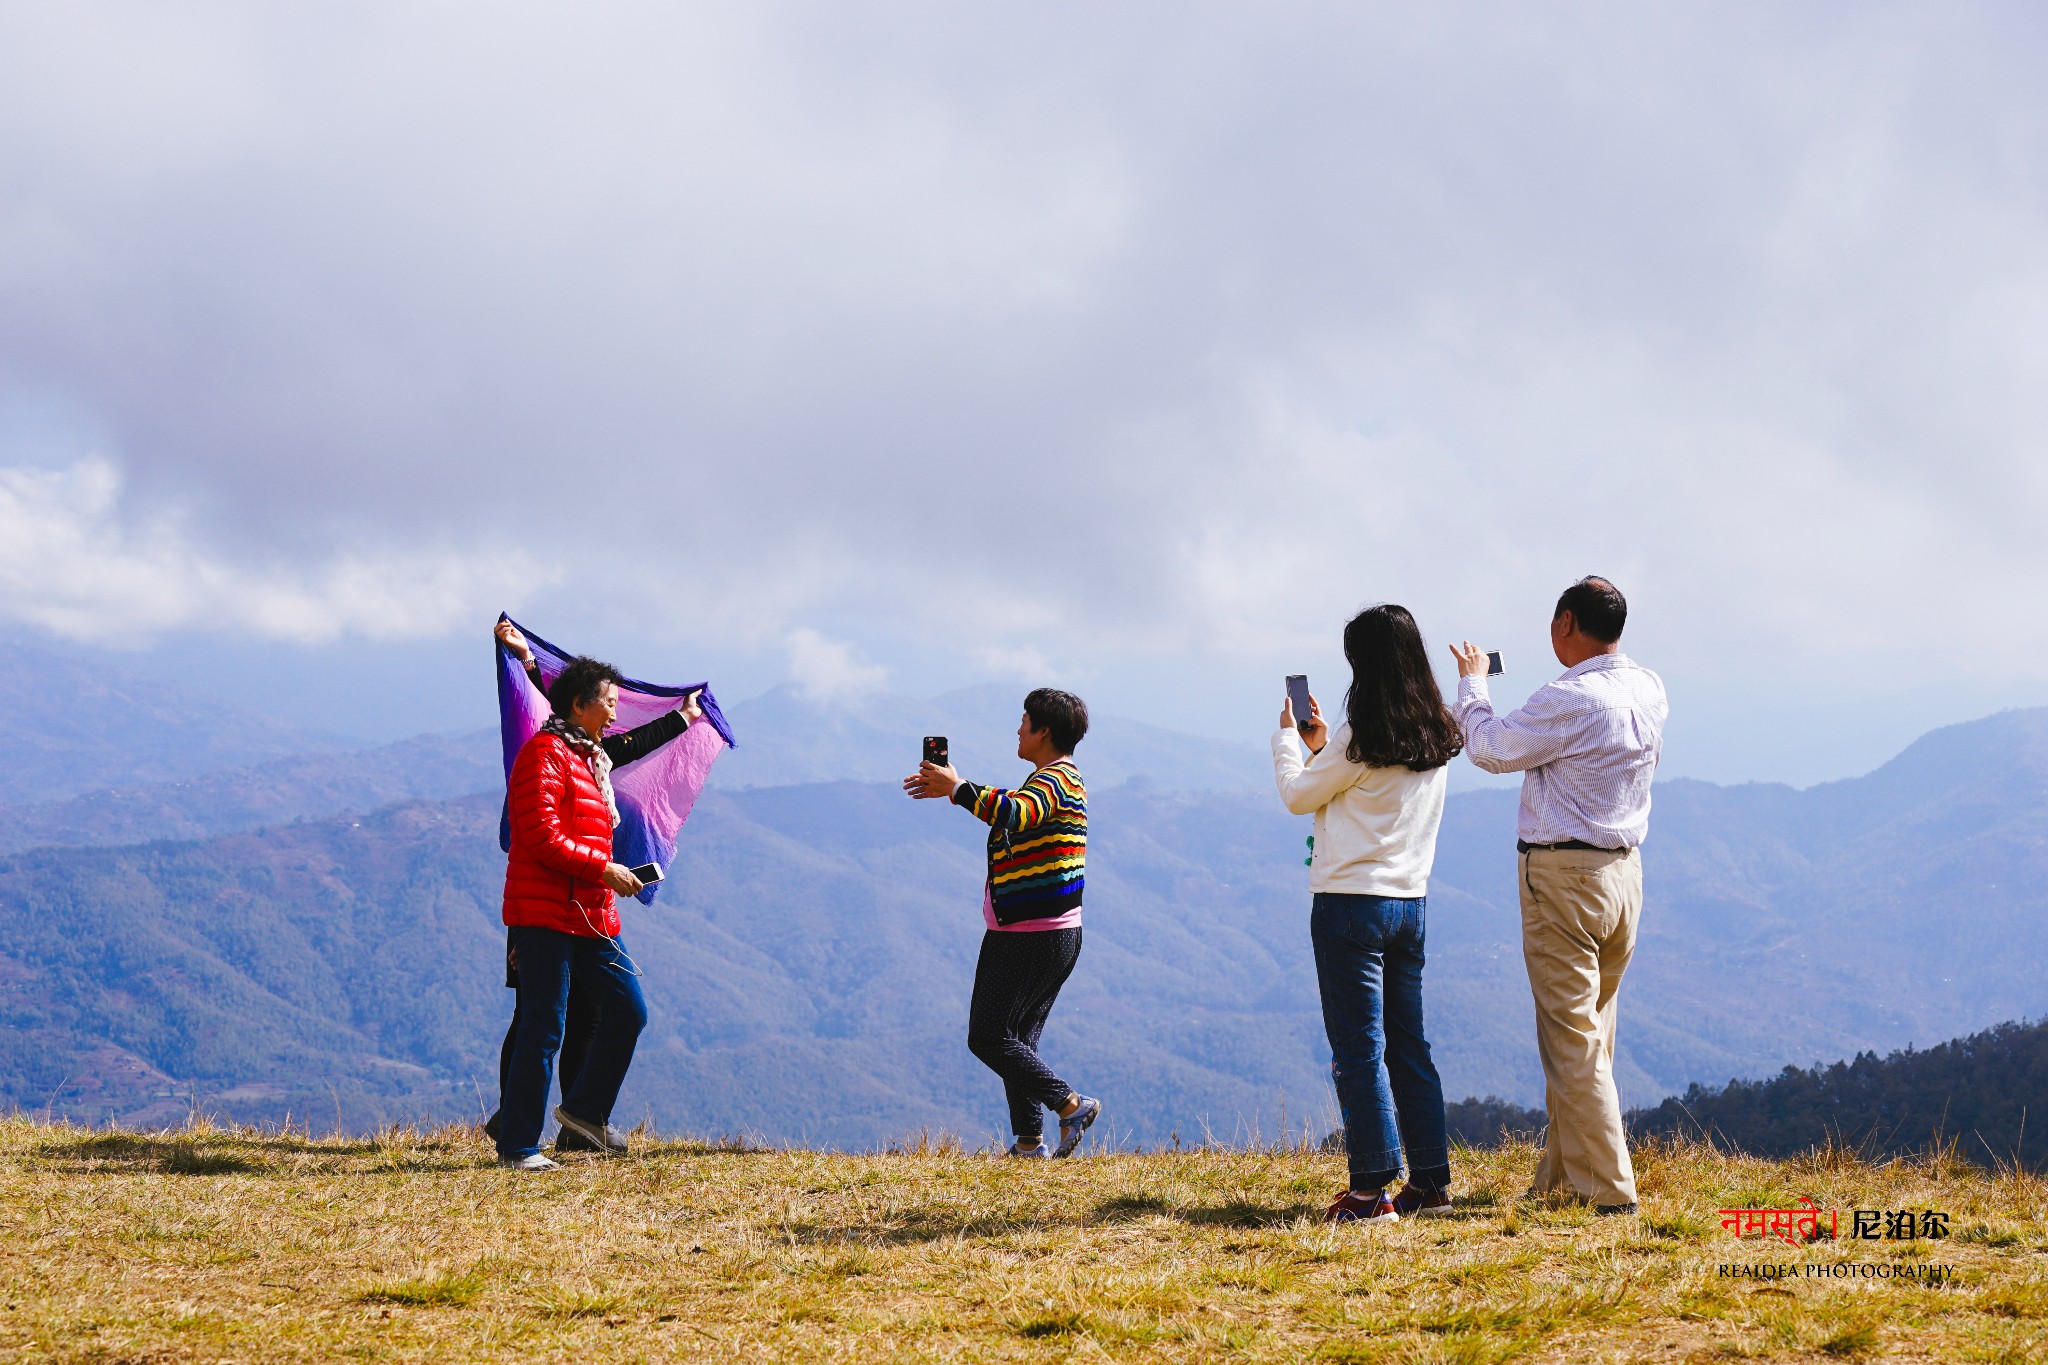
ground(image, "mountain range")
xmin=4 ymin=647 xmax=2047 ymax=1150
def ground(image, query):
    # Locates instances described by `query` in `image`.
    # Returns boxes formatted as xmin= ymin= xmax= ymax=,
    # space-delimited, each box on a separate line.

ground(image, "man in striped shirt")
xmin=905 ymin=688 xmax=1103 ymax=1158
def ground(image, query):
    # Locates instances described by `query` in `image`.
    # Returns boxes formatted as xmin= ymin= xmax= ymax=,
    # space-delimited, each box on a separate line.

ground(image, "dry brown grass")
xmin=0 ymin=1117 xmax=2043 ymax=1362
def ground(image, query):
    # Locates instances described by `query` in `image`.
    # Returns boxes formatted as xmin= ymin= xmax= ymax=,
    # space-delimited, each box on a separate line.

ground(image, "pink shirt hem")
xmin=982 ymin=883 xmax=1082 ymax=933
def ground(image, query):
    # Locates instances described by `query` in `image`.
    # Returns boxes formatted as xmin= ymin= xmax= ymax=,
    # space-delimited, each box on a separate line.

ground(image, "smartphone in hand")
xmin=922 ymin=736 xmax=949 ymax=767
xmin=1486 ymin=651 xmax=1505 ymax=677
xmin=1285 ymin=675 xmax=1312 ymax=729
xmin=629 ymin=863 xmax=664 ymax=885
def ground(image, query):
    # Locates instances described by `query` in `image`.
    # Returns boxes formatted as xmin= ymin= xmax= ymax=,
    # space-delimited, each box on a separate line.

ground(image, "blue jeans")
xmin=1311 ymin=892 xmax=1451 ymax=1192
xmin=497 ymin=925 xmax=649 ymax=1160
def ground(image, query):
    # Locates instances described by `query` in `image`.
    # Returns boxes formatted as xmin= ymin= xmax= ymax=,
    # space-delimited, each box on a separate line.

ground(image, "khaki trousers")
xmin=1519 ymin=845 xmax=1641 ymax=1206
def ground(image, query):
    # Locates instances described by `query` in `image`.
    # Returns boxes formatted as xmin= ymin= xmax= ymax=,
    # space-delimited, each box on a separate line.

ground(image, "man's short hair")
xmin=1554 ymin=576 xmax=1627 ymax=643
xmin=548 ymin=656 xmax=626 ymax=718
xmin=1023 ymin=687 xmax=1089 ymax=754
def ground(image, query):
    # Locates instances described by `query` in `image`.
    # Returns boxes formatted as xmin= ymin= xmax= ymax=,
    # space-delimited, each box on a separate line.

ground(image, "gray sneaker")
xmin=1007 ymin=1140 xmax=1051 ymax=1159
xmin=553 ymin=1105 xmax=628 ymax=1155
xmin=498 ymin=1152 xmax=561 ymax=1172
xmin=1053 ymin=1096 xmax=1101 ymax=1158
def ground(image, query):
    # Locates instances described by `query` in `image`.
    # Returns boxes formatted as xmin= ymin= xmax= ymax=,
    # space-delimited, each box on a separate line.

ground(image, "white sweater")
xmin=1271 ymin=723 xmax=1448 ymax=897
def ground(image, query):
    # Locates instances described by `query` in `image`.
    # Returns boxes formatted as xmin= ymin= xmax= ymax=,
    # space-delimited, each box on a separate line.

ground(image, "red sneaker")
xmin=1392 ymin=1184 xmax=1453 ymax=1217
xmin=1324 ymin=1189 xmax=1398 ymax=1224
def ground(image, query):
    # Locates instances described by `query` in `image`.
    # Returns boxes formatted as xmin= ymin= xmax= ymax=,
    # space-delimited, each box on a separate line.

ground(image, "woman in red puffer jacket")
xmin=503 ymin=715 xmax=628 ymax=937
xmin=484 ymin=620 xmax=701 ymax=1153
xmin=495 ymin=656 xmax=655 ymax=1171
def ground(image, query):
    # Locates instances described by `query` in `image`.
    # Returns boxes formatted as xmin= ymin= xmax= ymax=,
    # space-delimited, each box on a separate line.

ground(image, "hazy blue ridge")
xmin=0 ymin=678 xmax=1267 ymax=859
xmin=0 ymin=636 xmax=356 ymax=806
xmin=0 ymin=729 xmax=502 ymax=856
xmin=710 ymin=682 xmax=1273 ymax=793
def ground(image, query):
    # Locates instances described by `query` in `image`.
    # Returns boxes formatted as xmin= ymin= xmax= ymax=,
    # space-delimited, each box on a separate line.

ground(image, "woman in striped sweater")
xmin=905 ymin=689 xmax=1102 ymax=1158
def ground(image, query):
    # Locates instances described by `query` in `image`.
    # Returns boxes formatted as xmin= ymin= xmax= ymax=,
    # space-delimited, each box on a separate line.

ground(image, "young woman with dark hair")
xmin=1273 ymin=604 xmax=1462 ymax=1223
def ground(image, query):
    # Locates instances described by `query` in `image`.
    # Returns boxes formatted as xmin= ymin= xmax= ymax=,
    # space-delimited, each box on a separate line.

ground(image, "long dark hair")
xmin=1341 ymin=604 xmax=1463 ymax=771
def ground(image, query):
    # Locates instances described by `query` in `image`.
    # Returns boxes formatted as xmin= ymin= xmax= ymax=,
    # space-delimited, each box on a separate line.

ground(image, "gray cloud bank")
xmin=2 ymin=3 xmax=2046 ymax=781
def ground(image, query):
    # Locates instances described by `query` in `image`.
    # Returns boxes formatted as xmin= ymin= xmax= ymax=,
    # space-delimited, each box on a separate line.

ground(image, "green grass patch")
xmin=1961 ymin=1222 xmax=2027 ymax=1248
xmin=357 ymin=1267 xmax=486 ymax=1307
xmin=1015 ymin=1309 xmax=1088 ymax=1338
xmin=1820 ymin=1320 xmax=1882 ymax=1357
xmin=158 ymin=1146 xmax=257 ymax=1175
xmin=1642 ymin=1211 xmax=1714 ymax=1240
xmin=534 ymin=1288 xmax=626 ymax=1319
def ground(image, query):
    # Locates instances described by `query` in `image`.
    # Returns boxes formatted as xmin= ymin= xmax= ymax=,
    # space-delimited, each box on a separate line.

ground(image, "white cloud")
xmin=783 ymin=627 xmax=889 ymax=703
xmin=975 ymin=644 xmax=1062 ymax=683
xmin=0 ymin=458 xmax=553 ymax=644
xmin=1 ymin=4 xmax=2046 ymax=779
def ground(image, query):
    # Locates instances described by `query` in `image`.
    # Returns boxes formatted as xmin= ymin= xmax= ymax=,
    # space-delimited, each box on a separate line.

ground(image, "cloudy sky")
xmin=3 ymin=2 xmax=2045 ymax=784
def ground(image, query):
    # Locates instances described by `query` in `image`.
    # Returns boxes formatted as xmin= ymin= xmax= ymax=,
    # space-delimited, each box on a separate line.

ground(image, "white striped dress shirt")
xmin=1452 ymin=654 xmax=1668 ymax=848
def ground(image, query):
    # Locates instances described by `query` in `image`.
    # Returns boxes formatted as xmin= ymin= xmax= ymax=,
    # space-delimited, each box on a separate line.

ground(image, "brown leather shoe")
xmin=1392 ymin=1184 xmax=1453 ymax=1217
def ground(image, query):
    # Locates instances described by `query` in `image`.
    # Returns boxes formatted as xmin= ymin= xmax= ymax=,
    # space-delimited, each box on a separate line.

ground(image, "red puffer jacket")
xmin=502 ymin=730 xmax=618 ymax=937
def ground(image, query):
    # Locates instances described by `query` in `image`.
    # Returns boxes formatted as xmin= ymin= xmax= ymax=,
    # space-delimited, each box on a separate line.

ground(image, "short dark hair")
xmin=1554 ymin=576 xmax=1627 ymax=643
xmin=1023 ymin=688 xmax=1089 ymax=754
xmin=548 ymin=655 xmax=625 ymax=718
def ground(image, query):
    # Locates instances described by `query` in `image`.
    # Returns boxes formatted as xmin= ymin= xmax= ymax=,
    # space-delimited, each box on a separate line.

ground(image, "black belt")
xmin=1518 ymin=839 xmax=1625 ymax=854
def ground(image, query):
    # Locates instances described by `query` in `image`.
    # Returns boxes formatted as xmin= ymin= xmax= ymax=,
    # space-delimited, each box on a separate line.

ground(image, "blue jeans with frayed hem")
xmin=1311 ymin=892 xmax=1451 ymax=1193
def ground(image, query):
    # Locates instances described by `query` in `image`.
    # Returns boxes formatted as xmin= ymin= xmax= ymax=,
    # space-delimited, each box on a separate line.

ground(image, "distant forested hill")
xmin=1630 ymin=1019 xmax=2048 ymax=1168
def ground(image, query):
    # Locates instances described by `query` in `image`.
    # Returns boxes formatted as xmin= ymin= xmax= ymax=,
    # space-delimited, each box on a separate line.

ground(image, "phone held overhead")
xmin=1486 ymin=651 xmax=1505 ymax=677
xmin=1285 ymin=675 xmax=1313 ymax=730
xmin=922 ymin=736 xmax=949 ymax=767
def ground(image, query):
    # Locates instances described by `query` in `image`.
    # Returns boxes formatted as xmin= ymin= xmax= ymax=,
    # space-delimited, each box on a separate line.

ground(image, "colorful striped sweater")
xmin=951 ymin=759 xmax=1087 ymax=926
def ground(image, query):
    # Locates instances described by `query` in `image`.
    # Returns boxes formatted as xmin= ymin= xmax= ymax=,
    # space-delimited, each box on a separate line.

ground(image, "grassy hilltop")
xmin=3 ymin=1119 xmax=2047 ymax=1362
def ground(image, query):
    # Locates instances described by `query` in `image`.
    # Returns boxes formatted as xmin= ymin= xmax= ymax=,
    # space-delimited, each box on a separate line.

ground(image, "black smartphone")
xmin=1486 ymin=651 xmax=1505 ymax=677
xmin=922 ymin=736 xmax=949 ymax=767
xmin=1285 ymin=674 xmax=1312 ymax=728
xmin=628 ymin=862 xmax=663 ymax=885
